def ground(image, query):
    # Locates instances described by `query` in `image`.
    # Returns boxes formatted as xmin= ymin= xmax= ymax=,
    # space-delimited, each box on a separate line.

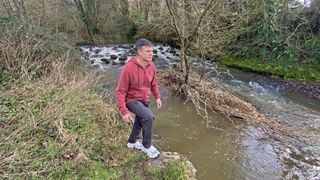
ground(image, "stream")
xmin=78 ymin=44 xmax=320 ymax=179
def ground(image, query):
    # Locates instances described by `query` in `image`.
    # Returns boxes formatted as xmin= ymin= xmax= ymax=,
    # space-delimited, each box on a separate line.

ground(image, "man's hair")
xmin=135 ymin=38 xmax=154 ymax=50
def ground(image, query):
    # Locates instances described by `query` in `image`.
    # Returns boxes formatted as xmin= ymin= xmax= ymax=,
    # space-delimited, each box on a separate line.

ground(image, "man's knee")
xmin=141 ymin=113 xmax=154 ymax=122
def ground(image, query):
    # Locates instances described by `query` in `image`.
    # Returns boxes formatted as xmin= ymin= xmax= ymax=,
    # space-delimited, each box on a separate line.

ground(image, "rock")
xmin=111 ymin=60 xmax=119 ymax=65
xmin=153 ymin=49 xmax=158 ymax=54
xmin=158 ymin=46 xmax=164 ymax=51
xmin=129 ymin=49 xmax=136 ymax=55
xmin=110 ymin=54 xmax=118 ymax=59
xmin=123 ymin=52 xmax=130 ymax=57
xmin=93 ymin=64 xmax=99 ymax=68
xmin=112 ymin=46 xmax=118 ymax=50
xmin=91 ymin=54 xmax=103 ymax=58
xmin=169 ymin=48 xmax=176 ymax=54
xmin=119 ymin=55 xmax=127 ymax=61
xmin=153 ymin=54 xmax=159 ymax=59
xmin=90 ymin=60 xmax=94 ymax=64
xmin=119 ymin=45 xmax=129 ymax=49
xmin=101 ymin=58 xmax=110 ymax=64
xmin=145 ymin=152 xmax=197 ymax=180
xmin=94 ymin=49 xmax=101 ymax=54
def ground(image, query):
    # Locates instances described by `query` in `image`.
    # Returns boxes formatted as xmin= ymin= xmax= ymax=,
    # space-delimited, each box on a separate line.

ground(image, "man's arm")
xmin=151 ymin=65 xmax=161 ymax=109
xmin=115 ymin=67 xmax=130 ymax=116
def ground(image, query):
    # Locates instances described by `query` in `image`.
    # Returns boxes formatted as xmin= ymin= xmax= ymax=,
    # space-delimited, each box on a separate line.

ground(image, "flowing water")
xmin=78 ymin=44 xmax=320 ymax=179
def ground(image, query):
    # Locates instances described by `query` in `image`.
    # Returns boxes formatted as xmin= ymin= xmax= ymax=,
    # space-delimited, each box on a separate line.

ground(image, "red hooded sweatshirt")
xmin=115 ymin=58 xmax=160 ymax=116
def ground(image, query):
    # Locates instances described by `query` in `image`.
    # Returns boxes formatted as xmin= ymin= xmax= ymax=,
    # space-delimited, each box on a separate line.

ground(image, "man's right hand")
xmin=123 ymin=113 xmax=133 ymax=124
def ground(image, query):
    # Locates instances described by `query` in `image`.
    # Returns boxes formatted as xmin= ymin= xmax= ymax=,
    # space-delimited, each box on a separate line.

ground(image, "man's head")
xmin=135 ymin=38 xmax=154 ymax=63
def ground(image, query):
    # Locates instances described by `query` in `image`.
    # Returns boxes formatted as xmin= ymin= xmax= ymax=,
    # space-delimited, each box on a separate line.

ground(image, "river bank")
xmin=219 ymin=56 xmax=320 ymax=100
xmin=0 ymin=22 xmax=194 ymax=178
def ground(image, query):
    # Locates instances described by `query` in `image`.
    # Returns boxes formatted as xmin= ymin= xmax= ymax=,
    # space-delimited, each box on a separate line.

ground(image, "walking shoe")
xmin=127 ymin=141 xmax=142 ymax=150
xmin=141 ymin=145 xmax=160 ymax=159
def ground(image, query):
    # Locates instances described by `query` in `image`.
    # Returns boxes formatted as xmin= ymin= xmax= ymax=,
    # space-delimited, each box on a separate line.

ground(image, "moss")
xmin=162 ymin=162 xmax=185 ymax=180
xmin=220 ymin=56 xmax=320 ymax=83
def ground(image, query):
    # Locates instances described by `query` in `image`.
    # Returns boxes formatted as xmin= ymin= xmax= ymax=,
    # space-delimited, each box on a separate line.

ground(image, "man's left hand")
xmin=156 ymin=98 xmax=162 ymax=109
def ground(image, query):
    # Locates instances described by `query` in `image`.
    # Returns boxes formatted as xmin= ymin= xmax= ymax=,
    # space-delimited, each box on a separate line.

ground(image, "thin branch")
xmin=185 ymin=0 xmax=215 ymax=48
xmin=164 ymin=0 xmax=184 ymax=45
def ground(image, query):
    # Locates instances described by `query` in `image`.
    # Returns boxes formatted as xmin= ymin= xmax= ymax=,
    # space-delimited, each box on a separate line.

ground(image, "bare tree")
xmin=73 ymin=0 xmax=99 ymax=42
xmin=162 ymin=0 xmax=248 ymax=84
xmin=164 ymin=0 xmax=215 ymax=84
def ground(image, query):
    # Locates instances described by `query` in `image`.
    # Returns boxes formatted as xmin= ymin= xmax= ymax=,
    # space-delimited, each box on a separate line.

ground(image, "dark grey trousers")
xmin=126 ymin=101 xmax=154 ymax=148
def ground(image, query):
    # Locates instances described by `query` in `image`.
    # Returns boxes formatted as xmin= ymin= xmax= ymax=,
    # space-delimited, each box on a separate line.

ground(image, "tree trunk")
xmin=74 ymin=0 xmax=95 ymax=42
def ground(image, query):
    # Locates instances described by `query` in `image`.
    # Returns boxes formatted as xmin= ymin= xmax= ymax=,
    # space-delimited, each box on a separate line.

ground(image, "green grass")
xmin=162 ymin=162 xmax=186 ymax=180
xmin=220 ymin=56 xmax=320 ymax=83
xmin=0 ymin=69 xmax=12 ymax=90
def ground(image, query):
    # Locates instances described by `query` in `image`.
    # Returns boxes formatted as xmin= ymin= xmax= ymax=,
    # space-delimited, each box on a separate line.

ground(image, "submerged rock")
xmin=94 ymin=49 xmax=102 ymax=54
xmin=169 ymin=48 xmax=176 ymax=54
xmin=101 ymin=58 xmax=110 ymax=64
xmin=111 ymin=54 xmax=118 ymax=60
xmin=119 ymin=55 xmax=127 ymax=62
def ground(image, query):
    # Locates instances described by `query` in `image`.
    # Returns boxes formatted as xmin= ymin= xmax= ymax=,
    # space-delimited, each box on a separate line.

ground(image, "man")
xmin=115 ymin=38 xmax=162 ymax=159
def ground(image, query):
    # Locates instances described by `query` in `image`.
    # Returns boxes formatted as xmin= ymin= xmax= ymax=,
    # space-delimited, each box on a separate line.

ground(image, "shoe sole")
xmin=128 ymin=144 xmax=160 ymax=159
xmin=149 ymin=153 xmax=160 ymax=159
xmin=141 ymin=149 xmax=160 ymax=159
xmin=127 ymin=144 xmax=142 ymax=150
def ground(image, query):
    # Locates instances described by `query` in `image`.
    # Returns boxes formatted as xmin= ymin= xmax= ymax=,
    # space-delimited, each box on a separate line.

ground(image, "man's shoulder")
xmin=123 ymin=59 xmax=136 ymax=68
xmin=149 ymin=62 xmax=156 ymax=69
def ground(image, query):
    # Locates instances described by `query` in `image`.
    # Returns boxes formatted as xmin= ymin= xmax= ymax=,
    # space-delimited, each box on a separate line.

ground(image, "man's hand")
xmin=123 ymin=113 xmax=133 ymax=124
xmin=156 ymin=98 xmax=162 ymax=109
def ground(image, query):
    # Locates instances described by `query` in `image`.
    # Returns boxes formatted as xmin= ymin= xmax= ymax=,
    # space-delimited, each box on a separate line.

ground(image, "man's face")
xmin=137 ymin=46 xmax=154 ymax=63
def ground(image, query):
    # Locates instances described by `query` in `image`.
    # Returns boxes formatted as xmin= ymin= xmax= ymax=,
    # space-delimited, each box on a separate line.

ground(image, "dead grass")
xmin=0 ymin=56 xmax=132 ymax=178
xmin=158 ymin=69 xmax=320 ymax=145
